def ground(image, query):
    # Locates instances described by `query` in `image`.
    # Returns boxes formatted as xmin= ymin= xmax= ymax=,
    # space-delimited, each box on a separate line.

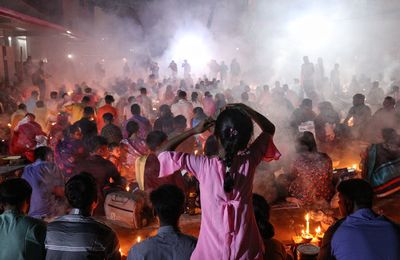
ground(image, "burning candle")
xmin=126 ymin=185 xmax=130 ymax=192
xmin=137 ymin=236 xmax=141 ymax=243
xmin=316 ymin=226 xmax=324 ymax=239
xmin=305 ymin=213 xmax=310 ymax=234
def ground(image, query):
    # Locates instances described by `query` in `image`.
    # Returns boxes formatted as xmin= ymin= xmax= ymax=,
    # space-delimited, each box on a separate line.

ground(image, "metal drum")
xmin=297 ymin=243 xmax=320 ymax=260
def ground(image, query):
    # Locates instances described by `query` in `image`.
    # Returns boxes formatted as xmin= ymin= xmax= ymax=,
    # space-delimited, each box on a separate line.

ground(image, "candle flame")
xmin=316 ymin=226 xmax=321 ymax=234
xmin=137 ymin=236 xmax=141 ymax=243
xmin=126 ymin=185 xmax=130 ymax=192
xmin=348 ymin=117 xmax=354 ymax=127
xmin=194 ymin=149 xmax=198 ymax=155
xmin=7 ymin=123 xmax=11 ymax=127
xmin=305 ymin=213 xmax=309 ymax=221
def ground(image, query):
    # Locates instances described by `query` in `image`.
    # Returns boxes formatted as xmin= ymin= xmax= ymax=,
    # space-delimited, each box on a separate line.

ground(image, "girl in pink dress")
xmin=158 ymin=103 xmax=280 ymax=260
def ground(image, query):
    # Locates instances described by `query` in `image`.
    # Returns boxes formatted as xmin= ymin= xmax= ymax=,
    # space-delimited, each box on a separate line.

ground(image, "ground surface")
xmin=104 ymin=192 xmax=400 ymax=256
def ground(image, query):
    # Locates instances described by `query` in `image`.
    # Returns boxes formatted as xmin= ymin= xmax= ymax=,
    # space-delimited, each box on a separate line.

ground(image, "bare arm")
xmin=228 ymin=103 xmax=275 ymax=135
xmin=157 ymin=119 xmax=214 ymax=154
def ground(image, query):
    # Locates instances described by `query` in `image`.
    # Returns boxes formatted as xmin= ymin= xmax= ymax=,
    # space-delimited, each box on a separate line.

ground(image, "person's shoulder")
xmin=20 ymin=215 xmax=47 ymax=228
xmin=177 ymin=232 xmax=197 ymax=245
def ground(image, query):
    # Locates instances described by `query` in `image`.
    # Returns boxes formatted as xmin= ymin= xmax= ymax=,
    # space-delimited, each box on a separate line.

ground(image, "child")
xmin=157 ymin=103 xmax=280 ymax=259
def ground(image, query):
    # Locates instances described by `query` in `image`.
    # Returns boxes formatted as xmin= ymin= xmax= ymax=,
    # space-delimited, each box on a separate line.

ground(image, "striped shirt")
xmin=45 ymin=209 xmax=120 ymax=260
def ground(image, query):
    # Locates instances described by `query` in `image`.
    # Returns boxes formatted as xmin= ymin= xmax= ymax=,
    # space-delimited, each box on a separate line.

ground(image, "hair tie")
xmin=229 ymin=128 xmax=238 ymax=138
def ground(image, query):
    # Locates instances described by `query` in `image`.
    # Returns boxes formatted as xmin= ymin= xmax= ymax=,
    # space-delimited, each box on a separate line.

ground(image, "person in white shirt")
xmin=171 ymin=91 xmax=193 ymax=128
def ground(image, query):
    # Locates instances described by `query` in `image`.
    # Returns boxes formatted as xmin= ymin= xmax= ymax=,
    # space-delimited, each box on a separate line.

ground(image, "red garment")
xmin=97 ymin=104 xmax=118 ymax=134
xmin=289 ymin=152 xmax=334 ymax=206
xmin=10 ymin=121 xmax=45 ymax=161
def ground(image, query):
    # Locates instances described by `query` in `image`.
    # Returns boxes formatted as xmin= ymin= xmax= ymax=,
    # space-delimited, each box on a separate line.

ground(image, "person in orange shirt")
xmin=96 ymin=95 xmax=118 ymax=134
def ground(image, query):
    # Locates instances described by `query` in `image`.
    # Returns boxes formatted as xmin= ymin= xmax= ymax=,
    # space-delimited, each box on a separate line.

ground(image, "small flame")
xmin=194 ymin=149 xmax=198 ymax=155
xmin=316 ymin=226 xmax=321 ymax=234
xmin=51 ymin=122 xmax=56 ymax=126
xmin=305 ymin=213 xmax=309 ymax=221
xmin=7 ymin=123 xmax=11 ymax=127
xmin=137 ymin=236 xmax=141 ymax=243
xmin=126 ymin=185 xmax=130 ymax=192
xmin=348 ymin=117 xmax=354 ymax=127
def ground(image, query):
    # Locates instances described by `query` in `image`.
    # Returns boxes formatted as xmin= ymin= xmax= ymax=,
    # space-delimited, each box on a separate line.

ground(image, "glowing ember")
xmin=348 ymin=117 xmax=354 ymax=127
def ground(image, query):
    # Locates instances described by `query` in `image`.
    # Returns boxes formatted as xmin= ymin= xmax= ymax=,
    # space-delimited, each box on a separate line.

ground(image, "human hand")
xmin=193 ymin=118 xmax=215 ymax=134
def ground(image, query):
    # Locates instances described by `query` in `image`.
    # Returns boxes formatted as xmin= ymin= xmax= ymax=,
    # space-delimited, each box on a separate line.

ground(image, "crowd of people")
xmin=0 ymin=55 xmax=400 ymax=259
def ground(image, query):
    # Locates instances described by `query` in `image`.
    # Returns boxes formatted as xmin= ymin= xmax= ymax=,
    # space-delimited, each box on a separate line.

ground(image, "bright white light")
xmin=170 ymin=33 xmax=211 ymax=74
xmin=287 ymin=14 xmax=334 ymax=51
xmin=67 ymin=54 xmax=73 ymax=59
xmin=66 ymin=30 xmax=71 ymax=34
xmin=122 ymin=58 xmax=127 ymax=62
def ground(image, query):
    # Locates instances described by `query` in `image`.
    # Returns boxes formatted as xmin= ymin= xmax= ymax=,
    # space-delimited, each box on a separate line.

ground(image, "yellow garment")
xmin=65 ymin=103 xmax=84 ymax=123
xmin=135 ymin=155 xmax=148 ymax=191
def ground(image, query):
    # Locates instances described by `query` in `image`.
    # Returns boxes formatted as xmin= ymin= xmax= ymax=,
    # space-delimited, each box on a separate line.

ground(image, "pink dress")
xmin=158 ymin=132 xmax=280 ymax=260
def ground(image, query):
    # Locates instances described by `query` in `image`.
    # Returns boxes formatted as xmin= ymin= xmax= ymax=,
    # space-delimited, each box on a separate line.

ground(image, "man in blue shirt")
xmin=128 ymin=185 xmax=197 ymax=260
xmin=22 ymin=146 xmax=66 ymax=219
xmin=318 ymin=179 xmax=400 ymax=260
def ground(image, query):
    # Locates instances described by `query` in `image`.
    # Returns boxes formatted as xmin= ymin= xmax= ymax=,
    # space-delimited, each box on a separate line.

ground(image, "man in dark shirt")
xmin=290 ymin=98 xmax=316 ymax=134
xmin=101 ymin=113 xmax=123 ymax=144
xmin=343 ymin=94 xmax=372 ymax=139
xmin=45 ymin=173 xmax=120 ymax=260
xmin=75 ymin=106 xmax=98 ymax=141
xmin=74 ymin=136 xmax=122 ymax=216
xmin=128 ymin=185 xmax=196 ymax=260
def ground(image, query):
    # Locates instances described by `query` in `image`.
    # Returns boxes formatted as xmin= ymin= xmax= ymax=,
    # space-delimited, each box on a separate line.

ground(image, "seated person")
xmin=120 ymin=121 xmax=148 ymax=184
xmin=252 ymin=193 xmax=288 ymax=260
xmin=318 ymin=179 xmax=400 ymax=260
xmin=288 ymin=131 xmax=334 ymax=208
xmin=101 ymin=113 xmax=123 ymax=145
xmin=74 ymin=136 xmax=122 ymax=216
xmin=135 ymin=131 xmax=185 ymax=193
xmin=127 ymin=184 xmax=196 ymax=260
xmin=362 ymin=128 xmax=400 ymax=197
xmin=0 ymin=178 xmax=46 ymax=260
xmin=22 ymin=146 xmax=66 ymax=219
xmin=45 ymin=172 xmax=120 ymax=260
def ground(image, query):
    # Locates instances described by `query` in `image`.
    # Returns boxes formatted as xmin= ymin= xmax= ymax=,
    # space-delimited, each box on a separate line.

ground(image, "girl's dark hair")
xmin=252 ymin=193 xmax=275 ymax=239
xmin=214 ymin=108 xmax=253 ymax=193
xmin=296 ymin=131 xmax=317 ymax=153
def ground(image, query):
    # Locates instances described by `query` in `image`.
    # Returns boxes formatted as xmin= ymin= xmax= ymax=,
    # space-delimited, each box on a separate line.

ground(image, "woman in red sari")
xmin=288 ymin=131 xmax=334 ymax=208
xmin=10 ymin=113 xmax=46 ymax=162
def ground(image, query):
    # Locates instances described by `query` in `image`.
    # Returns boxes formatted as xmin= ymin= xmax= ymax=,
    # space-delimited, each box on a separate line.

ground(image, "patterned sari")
xmin=365 ymin=143 xmax=400 ymax=197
